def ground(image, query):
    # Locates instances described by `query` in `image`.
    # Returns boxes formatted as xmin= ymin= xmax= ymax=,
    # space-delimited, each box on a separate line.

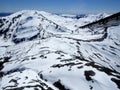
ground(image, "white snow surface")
xmin=0 ymin=10 xmax=120 ymax=90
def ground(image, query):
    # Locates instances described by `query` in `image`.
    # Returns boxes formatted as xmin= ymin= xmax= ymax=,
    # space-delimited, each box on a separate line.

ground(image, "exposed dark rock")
xmin=111 ymin=78 xmax=120 ymax=89
xmin=51 ymin=62 xmax=82 ymax=68
xmin=9 ymin=79 xmax=18 ymax=87
xmin=5 ymin=68 xmax=25 ymax=75
xmin=84 ymin=70 xmax=96 ymax=81
xmin=34 ymin=88 xmax=39 ymax=90
xmin=31 ymin=57 xmax=36 ymax=60
xmin=0 ymin=72 xmax=4 ymax=78
xmin=40 ymin=55 xmax=47 ymax=59
xmin=77 ymin=66 xmax=83 ymax=69
xmin=12 ymin=14 xmax=22 ymax=23
xmin=0 ymin=56 xmax=11 ymax=71
xmin=40 ymin=74 xmax=43 ymax=80
xmin=0 ymin=62 xmax=4 ymax=71
xmin=53 ymin=80 xmax=69 ymax=90
xmin=85 ymin=62 xmax=120 ymax=79
xmin=4 ymin=56 xmax=11 ymax=62
xmin=89 ymin=85 xmax=93 ymax=90
xmin=56 ymin=57 xmax=62 ymax=59
xmin=3 ymin=84 xmax=53 ymax=90
xmin=28 ymin=33 xmax=39 ymax=41
xmin=13 ymin=38 xmax=26 ymax=44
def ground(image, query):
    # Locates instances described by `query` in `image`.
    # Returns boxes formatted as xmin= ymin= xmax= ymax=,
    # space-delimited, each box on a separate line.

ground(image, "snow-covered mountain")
xmin=0 ymin=10 xmax=120 ymax=90
xmin=0 ymin=10 xmax=72 ymax=44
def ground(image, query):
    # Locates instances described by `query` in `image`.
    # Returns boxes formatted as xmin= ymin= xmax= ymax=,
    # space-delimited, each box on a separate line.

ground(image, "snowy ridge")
xmin=0 ymin=10 xmax=71 ymax=43
xmin=0 ymin=10 xmax=120 ymax=90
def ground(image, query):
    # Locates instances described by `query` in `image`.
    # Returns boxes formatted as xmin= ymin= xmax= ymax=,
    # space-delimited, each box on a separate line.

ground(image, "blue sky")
xmin=0 ymin=0 xmax=120 ymax=14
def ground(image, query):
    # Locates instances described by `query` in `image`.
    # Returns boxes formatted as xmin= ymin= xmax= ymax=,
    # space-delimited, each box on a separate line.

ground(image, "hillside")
xmin=0 ymin=10 xmax=120 ymax=90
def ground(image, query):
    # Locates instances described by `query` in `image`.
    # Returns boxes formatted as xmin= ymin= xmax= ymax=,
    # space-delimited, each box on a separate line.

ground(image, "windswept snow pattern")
xmin=0 ymin=10 xmax=120 ymax=90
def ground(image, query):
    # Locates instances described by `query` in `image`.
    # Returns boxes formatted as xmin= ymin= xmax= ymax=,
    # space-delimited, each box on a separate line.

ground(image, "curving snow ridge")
xmin=0 ymin=10 xmax=120 ymax=90
xmin=0 ymin=10 xmax=72 ymax=43
xmin=0 ymin=10 xmax=109 ymax=44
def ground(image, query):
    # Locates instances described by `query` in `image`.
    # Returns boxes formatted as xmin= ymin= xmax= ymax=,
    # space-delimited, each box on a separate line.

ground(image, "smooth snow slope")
xmin=0 ymin=10 xmax=120 ymax=90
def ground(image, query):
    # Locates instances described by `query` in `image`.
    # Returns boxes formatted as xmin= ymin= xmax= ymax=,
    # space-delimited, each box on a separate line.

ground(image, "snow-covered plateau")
xmin=0 ymin=10 xmax=120 ymax=90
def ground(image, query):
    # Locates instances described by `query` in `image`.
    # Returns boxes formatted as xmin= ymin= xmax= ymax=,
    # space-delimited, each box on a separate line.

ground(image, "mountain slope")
xmin=0 ymin=10 xmax=70 ymax=44
xmin=0 ymin=10 xmax=120 ymax=90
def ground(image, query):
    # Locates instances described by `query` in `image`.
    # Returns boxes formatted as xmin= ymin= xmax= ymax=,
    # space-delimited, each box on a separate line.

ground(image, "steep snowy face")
xmin=0 ymin=10 xmax=120 ymax=90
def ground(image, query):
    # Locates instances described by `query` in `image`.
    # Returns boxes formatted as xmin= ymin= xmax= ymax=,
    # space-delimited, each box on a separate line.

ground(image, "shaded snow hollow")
xmin=0 ymin=10 xmax=120 ymax=90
